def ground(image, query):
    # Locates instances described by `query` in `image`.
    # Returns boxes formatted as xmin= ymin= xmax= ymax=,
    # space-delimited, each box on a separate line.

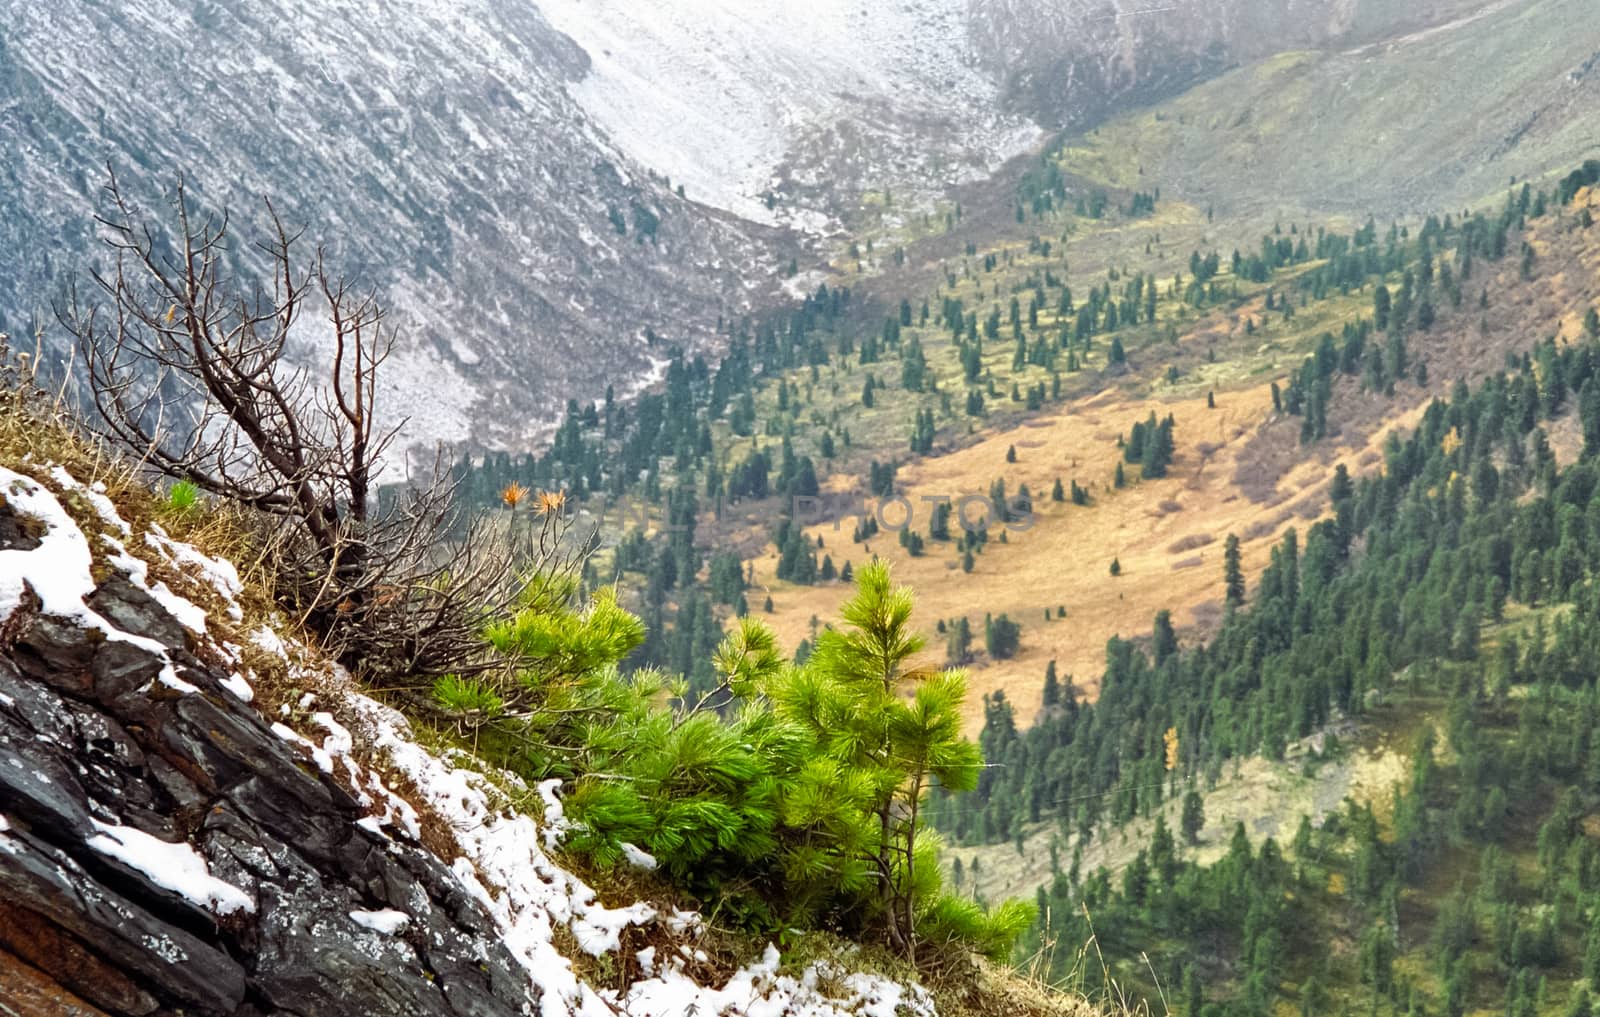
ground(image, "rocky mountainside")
xmin=0 ymin=458 xmax=944 ymax=1016
xmin=533 ymin=0 xmax=1044 ymax=227
xmin=965 ymin=0 xmax=1496 ymax=127
xmin=1012 ymin=0 xmax=1600 ymax=219
xmin=0 ymin=0 xmax=786 ymax=453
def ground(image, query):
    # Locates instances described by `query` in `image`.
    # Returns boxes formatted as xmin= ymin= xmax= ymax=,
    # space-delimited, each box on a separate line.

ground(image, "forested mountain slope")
xmin=958 ymin=298 xmax=1600 ymax=1015
xmin=433 ymin=143 xmax=1600 ymax=1011
xmin=456 ymin=120 xmax=1600 ymax=735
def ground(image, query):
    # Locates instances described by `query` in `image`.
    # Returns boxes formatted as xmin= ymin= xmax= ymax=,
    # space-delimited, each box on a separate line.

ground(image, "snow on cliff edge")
xmin=0 ymin=461 xmax=937 ymax=1017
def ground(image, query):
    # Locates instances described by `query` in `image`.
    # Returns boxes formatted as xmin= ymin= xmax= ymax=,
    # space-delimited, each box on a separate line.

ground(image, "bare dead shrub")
xmin=58 ymin=169 xmax=523 ymax=683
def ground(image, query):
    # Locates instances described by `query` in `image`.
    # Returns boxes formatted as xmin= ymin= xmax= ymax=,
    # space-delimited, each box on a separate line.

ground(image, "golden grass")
xmin=750 ymin=380 xmax=1431 ymax=734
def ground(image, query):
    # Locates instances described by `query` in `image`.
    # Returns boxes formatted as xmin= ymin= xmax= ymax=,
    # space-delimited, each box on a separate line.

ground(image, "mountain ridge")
xmin=4 ymin=0 xmax=1569 ymax=461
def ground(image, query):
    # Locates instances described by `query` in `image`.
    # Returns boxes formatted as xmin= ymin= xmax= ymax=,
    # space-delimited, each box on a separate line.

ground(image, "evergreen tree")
xmin=1183 ymin=965 xmax=1203 ymax=1017
xmin=1224 ymin=534 xmax=1246 ymax=607
xmin=1181 ymin=789 xmax=1205 ymax=845
xmin=947 ymin=616 xmax=974 ymax=665
xmin=984 ymin=613 xmax=1022 ymax=659
xmin=780 ymin=564 xmax=1035 ymax=957
xmin=902 ymin=337 xmax=927 ymax=391
xmin=1152 ymin=610 xmax=1178 ymax=663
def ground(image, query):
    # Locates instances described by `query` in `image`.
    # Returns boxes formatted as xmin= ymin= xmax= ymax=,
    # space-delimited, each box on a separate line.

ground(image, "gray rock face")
xmin=0 ymin=497 xmax=539 ymax=1014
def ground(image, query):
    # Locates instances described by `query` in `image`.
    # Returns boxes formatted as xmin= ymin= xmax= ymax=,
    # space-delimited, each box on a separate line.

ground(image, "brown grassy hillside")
xmin=736 ymin=186 xmax=1600 ymax=735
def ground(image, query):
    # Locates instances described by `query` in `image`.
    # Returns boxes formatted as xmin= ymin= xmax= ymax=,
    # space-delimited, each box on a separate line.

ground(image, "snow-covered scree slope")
xmin=536 ymin=0 xmax=1041 ymax=228
xmin=0 ymin=462 xmax=936 ymax=1016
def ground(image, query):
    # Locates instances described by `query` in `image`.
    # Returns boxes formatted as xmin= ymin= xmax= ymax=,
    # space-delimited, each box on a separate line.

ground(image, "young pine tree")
xmin=776 ymin=561 xmax=1030 ymax=961
xmin=1042 ymin=660 xmax=1060 ymax=707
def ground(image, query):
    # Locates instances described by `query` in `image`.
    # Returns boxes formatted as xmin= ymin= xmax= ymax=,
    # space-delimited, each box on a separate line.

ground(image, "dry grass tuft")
xmin=773 ymin=931 xmax=1107 ymax=1017
xmin=0 ymin=337 xmax=136 ymax=498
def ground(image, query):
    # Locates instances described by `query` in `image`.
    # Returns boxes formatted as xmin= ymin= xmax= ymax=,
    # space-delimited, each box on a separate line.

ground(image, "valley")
xmin=4 ymin=2 xmax=1600 ymax=1015
xmin=3 ymin=0 xmax=1592 ymax=456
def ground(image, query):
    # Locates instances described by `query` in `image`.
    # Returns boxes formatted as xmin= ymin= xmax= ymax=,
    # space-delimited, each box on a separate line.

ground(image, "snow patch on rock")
xmin=87 ymin=818 xmax=255 ymax=917
xmin=0 ymin=465 xmax=257 ymax=705
xmin=350 ymin=908 xmax=411 ymax=935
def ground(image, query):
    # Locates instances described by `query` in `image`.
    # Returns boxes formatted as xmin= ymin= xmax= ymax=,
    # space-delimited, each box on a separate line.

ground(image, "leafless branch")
xmin=59 ymin=168 xmax=526 ymax=682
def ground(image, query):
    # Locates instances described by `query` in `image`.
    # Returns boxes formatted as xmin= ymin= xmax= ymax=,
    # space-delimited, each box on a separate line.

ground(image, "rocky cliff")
xmin=0 ymin=458 xmax=943 ymax=1016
